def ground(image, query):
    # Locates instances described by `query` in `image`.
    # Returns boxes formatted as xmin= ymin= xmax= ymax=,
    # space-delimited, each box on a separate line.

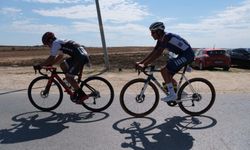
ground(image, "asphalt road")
xmin=0 ymin=90 xmax=250 ymax=150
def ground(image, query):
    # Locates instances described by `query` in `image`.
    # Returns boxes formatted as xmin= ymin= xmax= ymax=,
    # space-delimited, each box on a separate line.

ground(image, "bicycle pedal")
xmin=166 ymin=101 xmax=177 ymax=107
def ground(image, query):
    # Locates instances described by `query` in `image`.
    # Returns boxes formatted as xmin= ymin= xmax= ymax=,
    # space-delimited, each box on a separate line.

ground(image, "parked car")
xmin=191 ymin=48 xmax=231 ymax=71
xmin=227 ymin=48 xmax=250 ymax=67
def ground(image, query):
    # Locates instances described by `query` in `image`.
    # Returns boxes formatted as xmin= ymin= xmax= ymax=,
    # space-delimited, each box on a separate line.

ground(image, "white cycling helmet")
xmin=149 ymin=22 xmax=165 ymax=31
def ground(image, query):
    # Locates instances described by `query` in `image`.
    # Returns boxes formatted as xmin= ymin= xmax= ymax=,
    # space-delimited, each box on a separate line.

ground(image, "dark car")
xmin=191 ymin=48 xmax=231 ymax=71
xmin=228 ymin=48 xmax=250 ymax=67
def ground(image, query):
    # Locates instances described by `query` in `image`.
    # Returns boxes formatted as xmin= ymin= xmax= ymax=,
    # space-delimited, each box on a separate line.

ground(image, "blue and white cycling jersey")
xmin=155 ymin=32 xmax=194 ymax=74
xmin=156 ymin=32 xmax=192 ymax=54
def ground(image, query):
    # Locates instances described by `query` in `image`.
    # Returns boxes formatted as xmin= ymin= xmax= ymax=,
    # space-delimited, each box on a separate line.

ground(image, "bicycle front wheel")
xmin=120 ymin=78 xmax=159 ymax=117
xmin=27 ymin=76 xmax=63 ymax=111
xmin=80 ymin=76 xmax=114 ymax=112
xmin=178 ymin=78 xmax=216 ymax=116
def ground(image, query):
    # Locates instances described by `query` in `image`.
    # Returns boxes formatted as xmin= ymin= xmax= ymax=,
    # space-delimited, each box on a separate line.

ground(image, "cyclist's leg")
xmin=161 ymin=51 xmax=192 ymax=101
xmin=60 ymin=59 xmax=69 ymax=73
xmin=60 ymin=58 xmax=87 ymax=102
xmin=68 ymin=57 xmax=91 ymax=103
xmin=60 ymin=58 xmax=79 ymax=90
xmin=161 ymin=61 xmax=178 ymax=101
xmin=162 ymin=49 xmax=195 ymax=102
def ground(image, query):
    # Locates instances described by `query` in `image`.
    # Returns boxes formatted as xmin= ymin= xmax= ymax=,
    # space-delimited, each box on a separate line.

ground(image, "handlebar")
xmin=136 ymin=65 xmax=161 ymax=76
xmin=136 ymin=64 xmax=192 ymax=76
xmin=33 ymin=66 xmax=57 ymax=76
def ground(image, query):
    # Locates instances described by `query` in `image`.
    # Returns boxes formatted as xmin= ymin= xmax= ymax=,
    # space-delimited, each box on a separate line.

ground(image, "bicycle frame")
xmin=140 ymin=65 xmax=196 ymax=100
xmin=40 ymin=67 xmax=82 ymax=97
xmin=47 ymin=71 xmax=73 ymax=95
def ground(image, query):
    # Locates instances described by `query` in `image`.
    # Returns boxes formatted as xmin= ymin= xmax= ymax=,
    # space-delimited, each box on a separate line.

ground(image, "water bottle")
xmin=63 ymin=78 xmax=71 ymax=89
xmin=162 ymin=82 xmax=168 ymax=92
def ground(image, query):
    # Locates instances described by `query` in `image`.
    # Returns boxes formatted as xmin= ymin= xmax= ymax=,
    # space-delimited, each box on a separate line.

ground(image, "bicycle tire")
xmin=27 ymin=76 xmax=63 ymax=111
xmin=120 ymin=78 xmax=159 ymax=117
xmin=80 ymin=76 xmax=114 ymax=112
xmin=178 ymin=78 xmax=216 ymax=116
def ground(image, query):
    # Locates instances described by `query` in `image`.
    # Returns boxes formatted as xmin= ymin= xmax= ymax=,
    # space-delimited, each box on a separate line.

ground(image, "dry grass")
xmin=1 ymin=46 xmax=250 ymax=93
xmin=0 ymin=46 xmax=167 ymax=69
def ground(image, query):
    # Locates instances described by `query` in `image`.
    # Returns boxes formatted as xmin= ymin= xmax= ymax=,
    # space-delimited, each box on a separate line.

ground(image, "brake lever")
xmin=135 ymin=67 xmax=142 ymax=75
xmin=138 ymin=69 xmax=141 ymax=75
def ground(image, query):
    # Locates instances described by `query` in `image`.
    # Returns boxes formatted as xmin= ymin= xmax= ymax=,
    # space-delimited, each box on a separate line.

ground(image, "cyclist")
xmin=136 ymin=22 xmax=194 ymax=102
xmin=34 ymin=32 xmax=90 ymax=104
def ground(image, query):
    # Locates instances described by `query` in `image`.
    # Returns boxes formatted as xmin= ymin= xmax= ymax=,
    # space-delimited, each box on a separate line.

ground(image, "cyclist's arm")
xmin=139 ymin=41 xmax=164 ymax=65
xmin=52 ymin=53 xmax=64 ymax=64
xmin=40 ymin=42 xmax=63 ymax=66
xmin=40 ymin=55 xmax=56 ymax=66
xmin=142 ymin=47 xmax=164 ymax=66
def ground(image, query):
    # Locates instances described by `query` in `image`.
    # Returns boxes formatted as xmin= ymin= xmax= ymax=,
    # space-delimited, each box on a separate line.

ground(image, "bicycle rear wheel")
xmin=80 ymin=76 xmax=114 ymax=112
xmin=120 ymin=78 xmax=159 ymax=117
xmin=178 ymin=78 xmax=216 ymax=116
xmin=27 ymin=76 xmax=63 ymax=111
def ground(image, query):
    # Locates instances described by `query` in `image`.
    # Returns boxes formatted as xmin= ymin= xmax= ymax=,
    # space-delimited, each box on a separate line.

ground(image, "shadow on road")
xmin=0 ymin=111 xmax=109 ymax=144
xmin=113 ymin=115 xmax=217 ymax=150
xmin=0 ymin=88 xmax=28 ymax=95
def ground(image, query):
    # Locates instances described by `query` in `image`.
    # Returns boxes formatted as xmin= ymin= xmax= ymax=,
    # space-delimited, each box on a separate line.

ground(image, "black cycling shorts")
xmin=64 ymin=55 xmax=89 ymax=76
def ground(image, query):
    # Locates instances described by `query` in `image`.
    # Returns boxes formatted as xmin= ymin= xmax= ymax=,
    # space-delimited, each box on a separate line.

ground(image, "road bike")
xmin=28 ymin=66 xmax=114 ymax=112
xmin=120 ymin=65 xmax=216 ymax=117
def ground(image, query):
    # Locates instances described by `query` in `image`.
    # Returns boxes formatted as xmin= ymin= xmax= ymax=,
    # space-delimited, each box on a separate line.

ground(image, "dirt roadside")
xmin=0 ymin=66 xmax=250 ymax=94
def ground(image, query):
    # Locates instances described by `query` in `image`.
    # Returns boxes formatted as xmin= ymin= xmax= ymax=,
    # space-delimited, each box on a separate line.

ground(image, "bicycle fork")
xmin=42 ymin=77 xmax=53 ymax=97
xmin=137 ymin=80 xmax=149 ymax=103
xmin=137 ymin=76 xmax=165 ymax=102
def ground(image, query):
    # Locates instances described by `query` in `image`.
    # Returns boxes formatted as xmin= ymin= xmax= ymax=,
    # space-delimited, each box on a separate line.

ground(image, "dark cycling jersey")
xmin=155 ymin=32 xmax=192 ymax=54
xmin=50 ymin=39 xmax=89 ymax=75
xmin=50 ymin=39 xmax=88 ymax=58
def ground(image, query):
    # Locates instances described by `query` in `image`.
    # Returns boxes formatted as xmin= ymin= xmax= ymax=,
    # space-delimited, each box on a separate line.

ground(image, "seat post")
xmin=182 ymin=65 xmax=187 ymax=74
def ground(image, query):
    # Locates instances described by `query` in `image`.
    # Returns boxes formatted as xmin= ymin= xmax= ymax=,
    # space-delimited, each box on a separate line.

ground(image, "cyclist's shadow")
xmin=0 ymin=111 xmax=109 ymax=144
xmin=113 ymin=115 xmax=217 ymax=150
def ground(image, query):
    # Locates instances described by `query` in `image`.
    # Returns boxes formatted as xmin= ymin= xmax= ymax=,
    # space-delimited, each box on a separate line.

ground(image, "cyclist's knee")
xmin=161 ymin=67 xmax=174 ymax=77
xmin=60 ymin=62 xmax=68 ymax=73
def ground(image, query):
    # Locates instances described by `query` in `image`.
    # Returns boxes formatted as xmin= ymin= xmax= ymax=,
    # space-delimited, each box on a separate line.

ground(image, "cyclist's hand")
xmin=135 ymin=62 xmax=140 ymax=69
xmin=137 ymin=63 xmax=145 ymax=70
xmin=33 ymin=64 xmax=42 ymax=70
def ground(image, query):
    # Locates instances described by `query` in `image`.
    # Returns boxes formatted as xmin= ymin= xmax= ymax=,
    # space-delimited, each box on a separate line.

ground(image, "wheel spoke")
xmin=28 ymin=76 xmax=63 ymax=111
xmin=120 ymin=79 xmax=159 ymax=117
xmin=81 ymin=77 xmax=114 ymax=112
xmin=178 ymin=78 xmax=215 ymax=115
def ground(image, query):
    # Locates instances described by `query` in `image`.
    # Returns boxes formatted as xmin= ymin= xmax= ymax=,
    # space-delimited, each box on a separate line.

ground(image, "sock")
xmin=167 ymin=83 xmax=176 ymax=95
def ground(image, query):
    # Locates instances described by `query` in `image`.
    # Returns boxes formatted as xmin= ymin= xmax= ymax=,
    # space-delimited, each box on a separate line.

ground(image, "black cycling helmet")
xmin=149 ymin=22 xmax=165 ymax=31
xmin=42 ymin=32 xmax=55 ymax=45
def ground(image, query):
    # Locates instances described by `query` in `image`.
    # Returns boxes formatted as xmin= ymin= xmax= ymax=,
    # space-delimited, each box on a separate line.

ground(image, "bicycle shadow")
xmin=113 ymin=115 xmax=217 ymax=150
xmin=0 ymin=111 xmax=109 ymax=144
xmin=0 ymin=88 xmax=28 ymax=95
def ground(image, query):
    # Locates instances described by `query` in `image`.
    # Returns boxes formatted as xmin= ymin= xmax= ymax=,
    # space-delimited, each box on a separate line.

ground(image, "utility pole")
xmin=95 ymin=0 xmax=110 ymax=70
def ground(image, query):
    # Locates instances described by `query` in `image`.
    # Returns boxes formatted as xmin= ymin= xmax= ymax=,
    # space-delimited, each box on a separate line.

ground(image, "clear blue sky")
xmin=0 ymin=0 xmax=250 ymax=48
